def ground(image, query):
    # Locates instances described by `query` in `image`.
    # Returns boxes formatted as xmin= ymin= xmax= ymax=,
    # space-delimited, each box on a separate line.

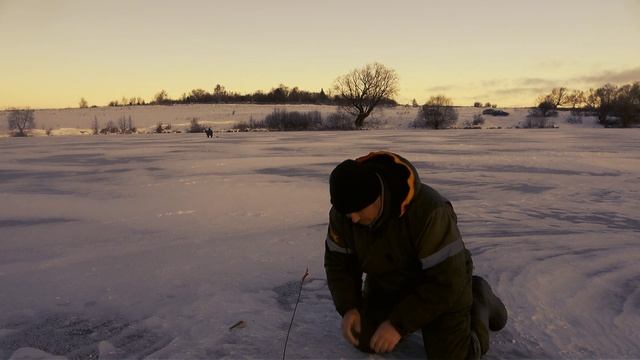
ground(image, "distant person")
xmin=325 ymin=151 xmax=507 ymax=359
xmin=205 ymin=128 xmax=214 ymax=138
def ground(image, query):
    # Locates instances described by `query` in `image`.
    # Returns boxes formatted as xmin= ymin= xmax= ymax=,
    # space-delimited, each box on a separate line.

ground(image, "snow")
xmin=1 ymin=128 xmax=638 ymax=359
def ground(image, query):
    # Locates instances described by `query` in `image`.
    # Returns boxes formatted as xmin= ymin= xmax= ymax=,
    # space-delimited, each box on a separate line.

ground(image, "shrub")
xmin=412 ymin=95 xmax=458 ymax=129
xmin=534 ymin=100 xmax=558 ymax=117
xmin=323 ymin=111 xmax=356 ymax=130
xmin=232 ymin=110 xmax=358 ymax=131
xmin=472 ymin=114 xmax=485 ymax=125
xmin=233 ymin=117 xmax=265 ymax=131
xmin=188 ymin=118 xmax=205 ymax=133
xmin=263 ymin=109 xmax=322 ymax=131
xmin=100 ymin=120 xmax=119 ymax=134
xmin=566 ymin=114 xmax=583 ymax=124
xmin=521 ymin=117 xmax=556 ymax=128
xmin=523 ymin=100 xmax=558 ymax=128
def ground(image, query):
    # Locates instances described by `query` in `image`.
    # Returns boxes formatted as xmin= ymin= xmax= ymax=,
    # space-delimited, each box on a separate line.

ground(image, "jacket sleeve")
xmin=388 ymin=203 xmax=472 ymax=335
xmin=324 ymin=210 xmax=363 ymax=316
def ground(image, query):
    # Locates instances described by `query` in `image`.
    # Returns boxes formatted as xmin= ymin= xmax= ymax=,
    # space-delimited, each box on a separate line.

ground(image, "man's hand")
xmin=370 ymin=320 xmax=401 ymax=353
xmin=341 ymin=308 xmax=361 ymax=347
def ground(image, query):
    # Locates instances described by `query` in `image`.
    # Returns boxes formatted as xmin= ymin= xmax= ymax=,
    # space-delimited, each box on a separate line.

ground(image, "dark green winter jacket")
xmin=324 ymin=151 xmax=473 ymax=335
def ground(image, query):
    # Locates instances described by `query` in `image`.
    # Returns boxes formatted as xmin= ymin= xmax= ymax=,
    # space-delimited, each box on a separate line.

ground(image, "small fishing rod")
xmin=282 ymin=268 xmax=310 ymax=360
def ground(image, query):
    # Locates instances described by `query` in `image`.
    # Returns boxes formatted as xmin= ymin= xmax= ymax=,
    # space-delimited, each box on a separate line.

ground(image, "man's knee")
xmin=422 ymin=306 xmax=476 ymax=359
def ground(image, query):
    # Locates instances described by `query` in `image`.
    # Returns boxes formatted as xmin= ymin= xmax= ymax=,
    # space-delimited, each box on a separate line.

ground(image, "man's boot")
xmin=472 ymin=275 xmax=508 ymax=331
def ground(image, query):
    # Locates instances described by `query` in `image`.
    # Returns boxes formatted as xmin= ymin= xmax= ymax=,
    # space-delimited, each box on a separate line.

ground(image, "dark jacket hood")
xmin=355 ymin=151 xmax=421 ymax=218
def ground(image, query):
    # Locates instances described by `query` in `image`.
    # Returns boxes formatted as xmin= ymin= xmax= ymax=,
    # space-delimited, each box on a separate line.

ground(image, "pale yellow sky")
xmin=1 ymin=0 xmax=639 ymax=109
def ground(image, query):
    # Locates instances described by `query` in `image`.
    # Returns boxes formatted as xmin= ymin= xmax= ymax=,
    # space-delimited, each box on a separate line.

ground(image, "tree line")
xmin=104 ymin=83 xmax=396 ymax=109
xmin=527 ymin=82 xmax=640 ymax=128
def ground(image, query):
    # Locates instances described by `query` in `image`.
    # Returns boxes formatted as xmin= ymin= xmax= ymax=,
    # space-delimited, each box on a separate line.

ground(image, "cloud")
xmin=516 ymin=78 xmax=559 ymax=87
xmin=479 ymin=66 xmax=639 ymax=94
xmin=425 ymin=85 xmax=454 ymax=92
xmin=420 ymin=66 xmax=639 ymax=107
xmin=480 ymin=79 xmax=504 ymax=87
xmin=534 ymin=60 xmax=569 ymax=70
xmin=477 ymin=78 xmax=560 ymax=93
xmin=472 ymin=78 xmax=556 ymax=102
xmin=573 ymin=66 xmax=640 ymax=86
xmin=490 ymin=87 xmax=548 ymax=96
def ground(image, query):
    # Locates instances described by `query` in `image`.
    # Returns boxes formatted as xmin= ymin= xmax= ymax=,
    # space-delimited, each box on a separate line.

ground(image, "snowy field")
xmin=1 ymin=128 xmax=639 ymax=359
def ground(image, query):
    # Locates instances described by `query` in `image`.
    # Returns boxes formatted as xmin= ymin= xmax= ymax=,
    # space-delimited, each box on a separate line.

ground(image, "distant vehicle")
xmin=482 ymin=109 xmax=509 ymax=116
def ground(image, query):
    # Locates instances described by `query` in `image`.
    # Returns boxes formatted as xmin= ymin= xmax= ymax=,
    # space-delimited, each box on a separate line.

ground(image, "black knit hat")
xmin=330 ymin=159 xmax=381 ymax=214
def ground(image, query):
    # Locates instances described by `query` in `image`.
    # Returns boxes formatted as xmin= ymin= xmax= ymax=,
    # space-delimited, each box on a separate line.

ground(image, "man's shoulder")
xmin=408 ymin=183 xmax=451 ymax=213
xmin=400 ymin=183 xmax=458 ymax=233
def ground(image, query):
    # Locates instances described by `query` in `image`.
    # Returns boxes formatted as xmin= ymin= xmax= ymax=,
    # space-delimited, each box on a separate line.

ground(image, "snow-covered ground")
xmin=1 ymin=128 xmax=638 ymax=359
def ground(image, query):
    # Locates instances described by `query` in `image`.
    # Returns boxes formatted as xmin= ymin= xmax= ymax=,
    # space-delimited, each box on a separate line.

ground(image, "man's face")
xmin=347 ymin=196 xmax=382 ymax=225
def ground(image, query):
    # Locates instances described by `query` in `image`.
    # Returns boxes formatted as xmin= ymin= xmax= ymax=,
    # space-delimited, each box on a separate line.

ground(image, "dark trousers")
xmin=356 ymin=285 xmax=487 ymax=359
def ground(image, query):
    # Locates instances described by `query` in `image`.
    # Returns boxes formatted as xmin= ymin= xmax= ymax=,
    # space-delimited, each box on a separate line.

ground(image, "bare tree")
xmin=539 ymin=87 xmax=568 ymax=108
xmin=154 ymin=90 xmax=170 ymax=104
xmin=7 ymin=108 xmax=36 ymax=136
xmin=116 ymin=115 xmax=135 ymax=134
xmin=118 ymin=116 xmax=128 ymax=133
xmin=79 ymin=98 xmax=89 ymax=108
xmin=585 ymin=88 xmax=600 ymax=110
xmin=333 ymin=63 xmax=399 ymax=128
xmin=413 ymin=95 xmax=458 ymax=129
xmin=92 ymin=116 xmax=99 ymax=135
xmin=594 ymin=83 xmax=618 ymax=125
xmin=612 ymin=82 xmax=640 ymax=128
xmin=213 ymin=83 xmax=227 ymax=97
xmin=566 ymin=89 xmax=585 ymax=109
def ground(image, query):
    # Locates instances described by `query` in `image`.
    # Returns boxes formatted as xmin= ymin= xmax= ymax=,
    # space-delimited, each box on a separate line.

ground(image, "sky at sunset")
xmin=1 ymin=0 xmax=639 ymax=109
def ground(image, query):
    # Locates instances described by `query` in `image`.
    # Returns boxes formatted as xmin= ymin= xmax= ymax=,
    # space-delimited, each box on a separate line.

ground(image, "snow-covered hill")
xmin=0 ymin=104 xmax=602 ymax=137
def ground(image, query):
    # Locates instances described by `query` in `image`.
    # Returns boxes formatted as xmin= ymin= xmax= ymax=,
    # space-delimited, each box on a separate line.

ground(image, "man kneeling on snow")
xmin=324 ymin=151 xmax=507 ymax=359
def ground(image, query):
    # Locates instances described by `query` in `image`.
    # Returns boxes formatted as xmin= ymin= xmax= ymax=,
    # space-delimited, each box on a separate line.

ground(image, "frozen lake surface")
xmin=1 ymin=129 xmax=639 ymax=359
